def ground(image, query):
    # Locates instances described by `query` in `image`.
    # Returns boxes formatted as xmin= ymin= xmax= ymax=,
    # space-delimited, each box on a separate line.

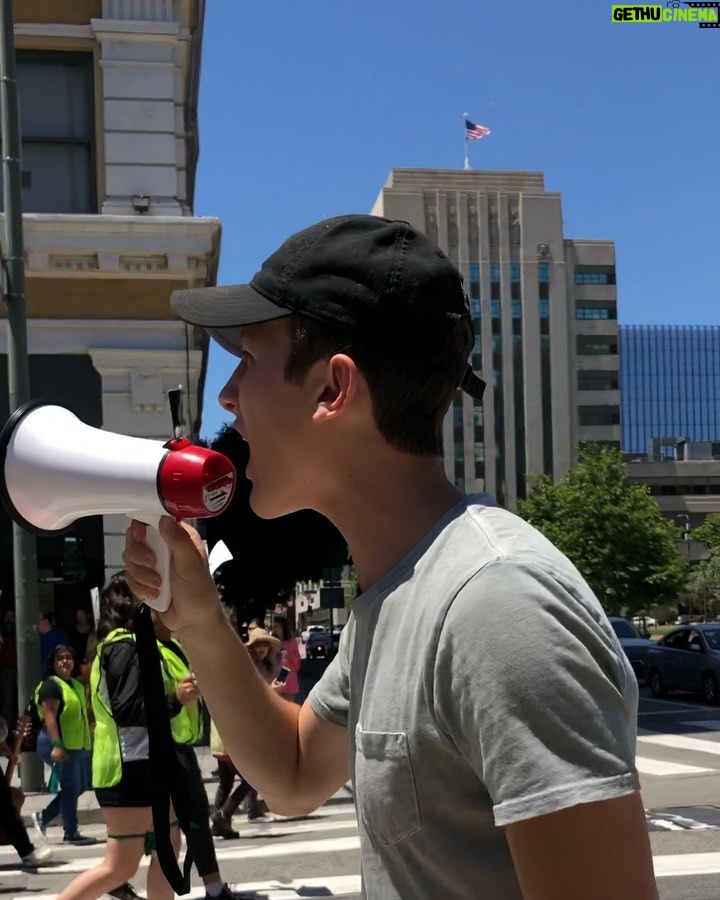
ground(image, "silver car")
xmin=645 ymin=625 xmax=720 ymax=705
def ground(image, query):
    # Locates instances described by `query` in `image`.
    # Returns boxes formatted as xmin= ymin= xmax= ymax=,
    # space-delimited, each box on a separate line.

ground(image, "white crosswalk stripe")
xmin=8 ymin=802 xmax=361 ymax=899
xmin=635 ymin=721 xmax=720 ymax=779
xmin=6 ymin=794 xmax=720 ymax=897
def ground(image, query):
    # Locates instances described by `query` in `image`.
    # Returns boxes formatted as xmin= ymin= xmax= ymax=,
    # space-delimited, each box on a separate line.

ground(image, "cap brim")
xmin=171 ymin=284 xmax=292 ymax=329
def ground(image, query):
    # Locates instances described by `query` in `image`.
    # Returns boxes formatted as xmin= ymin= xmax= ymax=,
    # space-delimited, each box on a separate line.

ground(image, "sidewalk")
xmin=15 ymin=746 xmax=355 ymax=827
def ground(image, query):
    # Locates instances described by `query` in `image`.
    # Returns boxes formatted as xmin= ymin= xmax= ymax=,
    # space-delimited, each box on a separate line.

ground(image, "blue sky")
xmin=194 ymin=0 xmax=719 ymax=439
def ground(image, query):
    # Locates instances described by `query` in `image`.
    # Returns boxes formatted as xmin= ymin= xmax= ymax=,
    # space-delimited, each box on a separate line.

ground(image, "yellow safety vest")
xmin=34 ymin=675 xmax=91 ymax=751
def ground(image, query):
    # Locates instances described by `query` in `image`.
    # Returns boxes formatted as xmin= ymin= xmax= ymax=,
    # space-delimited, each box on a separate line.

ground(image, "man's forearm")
xmin=180 ymin=613 xmax=302 ymax=802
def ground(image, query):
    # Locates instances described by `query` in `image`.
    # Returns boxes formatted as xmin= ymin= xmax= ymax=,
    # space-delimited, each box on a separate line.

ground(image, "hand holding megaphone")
xmin=0 ymin=401 xmax=236 ymax=611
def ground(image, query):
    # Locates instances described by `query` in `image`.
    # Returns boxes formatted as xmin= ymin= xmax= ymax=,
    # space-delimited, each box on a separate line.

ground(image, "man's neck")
xmin=317 ymin=453 xmax=466 ymax=592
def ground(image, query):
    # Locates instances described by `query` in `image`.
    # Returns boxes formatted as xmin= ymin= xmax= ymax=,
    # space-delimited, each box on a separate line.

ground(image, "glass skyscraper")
xmin=619 ymin=325 xmax=720 ymax=454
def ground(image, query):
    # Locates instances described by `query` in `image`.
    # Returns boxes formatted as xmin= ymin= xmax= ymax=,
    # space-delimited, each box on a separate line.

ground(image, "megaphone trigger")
xmin=131 ymin=514 xmax=173 ymax=613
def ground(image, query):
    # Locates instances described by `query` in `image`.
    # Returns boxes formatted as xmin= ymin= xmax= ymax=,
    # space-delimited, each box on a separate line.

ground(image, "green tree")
xmin=515 ymin=445 xmax=688 ymax=615
xmin=693 ymin=513 xmax=720 ymax=555
xmin=685 ymin=553 xmax=720 ymax=621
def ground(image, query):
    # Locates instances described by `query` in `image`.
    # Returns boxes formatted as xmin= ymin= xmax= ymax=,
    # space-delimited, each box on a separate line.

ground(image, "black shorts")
xmin=95 ymin=761 xmax=152 ymax=808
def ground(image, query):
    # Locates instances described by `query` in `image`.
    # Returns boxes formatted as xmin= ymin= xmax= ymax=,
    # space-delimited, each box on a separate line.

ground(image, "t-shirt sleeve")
xmin=38 ymin=678 xmax=63 ymax=706
xmin=308 ymin=620 xmax=352 ymax=729
xmin=433 ymin=557 xmax=640 ymax=828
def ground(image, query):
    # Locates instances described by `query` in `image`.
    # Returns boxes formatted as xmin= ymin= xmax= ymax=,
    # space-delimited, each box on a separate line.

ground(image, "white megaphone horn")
xmin=0 ymin=400 xmax=237 ymax=612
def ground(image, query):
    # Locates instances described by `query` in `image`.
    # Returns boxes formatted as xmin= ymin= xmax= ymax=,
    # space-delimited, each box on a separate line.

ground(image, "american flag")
xmin=465 ymin=119 xmax=491 ymax=140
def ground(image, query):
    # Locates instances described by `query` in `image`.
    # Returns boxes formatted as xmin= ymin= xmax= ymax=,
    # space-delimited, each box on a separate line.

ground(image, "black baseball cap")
xmin=171 ymin=214 xmax=485 ymax=400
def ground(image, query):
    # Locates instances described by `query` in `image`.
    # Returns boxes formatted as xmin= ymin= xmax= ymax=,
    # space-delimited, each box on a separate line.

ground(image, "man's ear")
xmin=313 ymin=353 xmax=359 ymax=423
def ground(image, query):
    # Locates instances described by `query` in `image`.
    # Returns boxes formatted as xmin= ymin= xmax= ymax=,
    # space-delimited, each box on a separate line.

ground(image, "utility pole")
xmin=0 ymin=0 xmax=42 ymax=790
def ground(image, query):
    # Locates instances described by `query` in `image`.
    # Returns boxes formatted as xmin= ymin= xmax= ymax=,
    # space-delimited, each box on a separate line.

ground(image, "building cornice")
xmin=13 ymin=23 xmax=94 ymax=39
xmin=12 ymin=214 xmax=221 ymax=284
xmin=88 ymin=347 xmax=203 ymax=373
xmin=91 ymin=19 xmax=185 ymax=42
xmin=0 ymin=319 xmax=190 ymax=355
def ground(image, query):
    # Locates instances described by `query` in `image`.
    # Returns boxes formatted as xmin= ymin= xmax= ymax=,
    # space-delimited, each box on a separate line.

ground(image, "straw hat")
xmin=245 ymin=627 xmax=281 ymax=652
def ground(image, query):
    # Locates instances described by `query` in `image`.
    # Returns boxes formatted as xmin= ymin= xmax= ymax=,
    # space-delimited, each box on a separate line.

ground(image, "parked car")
xmin=645 ymin=625 xmax=720 ymax=704
xmin=608 ymin=616 xmax=651 ymax=682
xmin=306 ymin=629 xmax=333 ymax=660
xmin=301 ymin=624 xmax=326 ymax=644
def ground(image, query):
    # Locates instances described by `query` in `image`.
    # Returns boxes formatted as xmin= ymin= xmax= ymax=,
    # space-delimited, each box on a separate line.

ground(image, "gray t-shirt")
xmin=310 ymin=494 xmax=639 ymax=899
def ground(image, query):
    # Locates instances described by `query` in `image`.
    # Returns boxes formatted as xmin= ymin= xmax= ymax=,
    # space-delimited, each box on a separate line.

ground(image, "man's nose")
xmin=218 ymin=366 xmax=241 ymax=413
xmin=218 ymin=386 xmax=236 ymax=414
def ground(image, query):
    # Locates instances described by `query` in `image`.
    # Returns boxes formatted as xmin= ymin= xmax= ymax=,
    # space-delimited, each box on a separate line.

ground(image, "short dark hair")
xmin=96 ymin=572 xmax=135 ymax=641
xmin=284 ymin=314 xmax=471 ymax=456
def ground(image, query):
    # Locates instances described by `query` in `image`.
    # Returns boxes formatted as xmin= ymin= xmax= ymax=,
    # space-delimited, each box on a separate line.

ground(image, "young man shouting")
xmin=123 ymin=215 xmax=657 ymax=900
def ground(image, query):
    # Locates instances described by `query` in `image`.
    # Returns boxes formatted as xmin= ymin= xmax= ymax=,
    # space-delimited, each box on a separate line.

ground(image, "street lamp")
xmin=675 ymin=513 xmax=691 ymax=541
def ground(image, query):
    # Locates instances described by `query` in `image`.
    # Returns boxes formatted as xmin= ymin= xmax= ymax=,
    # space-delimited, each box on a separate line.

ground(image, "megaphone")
xmin=0 ymin=400 xmax=237 ymax=612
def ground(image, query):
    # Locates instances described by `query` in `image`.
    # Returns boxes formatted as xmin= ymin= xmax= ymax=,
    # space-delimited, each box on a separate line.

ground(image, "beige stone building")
xmin=0 ymin=0 xmax=219 ymax=610
xmin=371 ymin=168 xmax=620 ymax=508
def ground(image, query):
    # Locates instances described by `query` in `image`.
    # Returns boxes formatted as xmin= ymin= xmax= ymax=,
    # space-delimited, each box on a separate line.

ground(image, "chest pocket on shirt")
xmin=354 ymin=726 xmax=421 ymax=846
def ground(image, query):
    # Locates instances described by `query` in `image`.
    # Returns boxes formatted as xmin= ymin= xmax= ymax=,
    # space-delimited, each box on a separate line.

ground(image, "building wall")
xmin=5 ymin=0 xmax=219 ymax=590
xmin=620 ymin=325 xmax=720 ymax=454
xmin=371 ymin=168 xmax=619 ymax=508
xmin=625 ymin=457 xmax=720 ymax=538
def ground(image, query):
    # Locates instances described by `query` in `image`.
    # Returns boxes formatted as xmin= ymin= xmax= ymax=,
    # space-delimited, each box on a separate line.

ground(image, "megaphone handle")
xmin=129 ymin=515 xmax=173 ymax=613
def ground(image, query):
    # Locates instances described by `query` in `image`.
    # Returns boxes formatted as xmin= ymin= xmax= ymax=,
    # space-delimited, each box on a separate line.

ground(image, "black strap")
xmin=134 ymin=604 xmax=194 ymax=894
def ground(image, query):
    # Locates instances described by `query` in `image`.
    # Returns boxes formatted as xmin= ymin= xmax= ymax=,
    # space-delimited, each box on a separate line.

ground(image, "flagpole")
xmin=463 ymin=112 xmax=470 ymax=170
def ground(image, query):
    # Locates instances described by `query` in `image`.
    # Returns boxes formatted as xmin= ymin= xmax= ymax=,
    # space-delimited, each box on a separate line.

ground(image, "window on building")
xmin=473 ymin=407 xmax=484 ymax=426
xmin=578 ymin=372 xmax=619 ymax=391
xmin=513 ymin=315 xmax=526 ymax=501
xmin=578 ymin=407 xmax=620 ymax=427
xmin=577 ymin=336 xmax=618 ymax=355
xmin=8 ymin=51 xmax=96 ymax=214
xmin=576 ymin=303 xmax=617 ymax=320
xmin=491 ymin=281 xmax=501 ymax=300
xmin=491 ymin=300 xmax=501 ymax=318
xmin=468 ymin=262 xmax=481 ymax=299
xmin=574 ymin=266 xmax=616 ymax=285
xmin=490 ymin=261 xmax=500 ymax=282
xmin=474 ymin=442 xmax=485 ymax=462
xmin=539 ymin=299 xmax=549 ymax=318
xmin=470 ymin=298 xmax=481 ymax=319
xmin=511 ymin=300 xmax=522 ymax=319
xmin=510 ymin=262 xmax=521 ymax=283
xmin=538 ymin=262 xmax=549 ymax=283
xmin=540 ymin=333 xmax=553 ymax=476
xmin=473 ymin=334 xmax=481 ymax=353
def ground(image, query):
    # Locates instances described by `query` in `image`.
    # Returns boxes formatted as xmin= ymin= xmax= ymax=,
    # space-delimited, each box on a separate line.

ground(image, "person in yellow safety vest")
xmin=152 ymin=610 xmax=247 ymax=900
xmin=31 ymin=645 xmax=96 ymax=846
xmin=54 ymin=575 xmax=181 ymax=900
